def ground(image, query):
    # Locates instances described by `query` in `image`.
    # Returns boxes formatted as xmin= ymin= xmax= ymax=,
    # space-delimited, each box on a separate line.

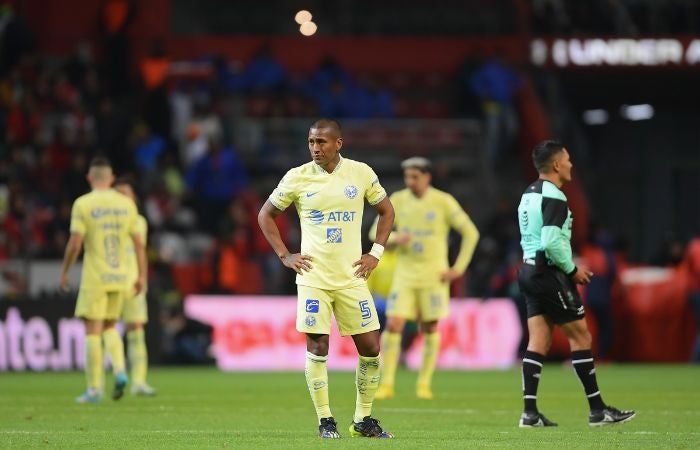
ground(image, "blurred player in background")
xmin=365 ymin=227 xmax=398 ymax=330
xmin=517 ymin=140 xmax=635 ymax=427
xmin=114 ymin=177 xmax=156 ymax=396
xmin=374 ymin=156 xmax=479 ymax=400
xmin=258 ymin=119 xmax=395 ymax=438
xmin=60 ymin=157 xmax=146 ymax=403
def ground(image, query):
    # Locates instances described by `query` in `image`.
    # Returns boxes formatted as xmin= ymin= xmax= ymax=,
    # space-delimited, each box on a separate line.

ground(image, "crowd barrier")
xmin=613 ymin=267 xmax=696 ymax=362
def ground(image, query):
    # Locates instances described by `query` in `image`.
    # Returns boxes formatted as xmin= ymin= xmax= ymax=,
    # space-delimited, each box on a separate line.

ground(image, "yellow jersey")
xmin=390 ymin=187 xmax=479 ymax=287
xmin=69 ymin=189 xmax=140 ymax=291
xmin=126 ymin=214 xmax=148 ymax=285
xmin=366 ymin=248 xmax=397 ymax=299
xmin=270 ymin=156 xmax=387 ymax=290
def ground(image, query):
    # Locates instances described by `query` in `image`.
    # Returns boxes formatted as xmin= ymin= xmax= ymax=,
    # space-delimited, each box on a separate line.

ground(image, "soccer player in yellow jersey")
xmin=59 ymin=157 xmax=146 ymax=403
xmin=374 ymin=156 xmax=480 ymax=400
xmin=113 ymin=177 xmax=156 ymax=396
xmin=366 ymin=241 xmax=398 ymax=329
xmin=258 ymin=119 xmax=395 ymax=439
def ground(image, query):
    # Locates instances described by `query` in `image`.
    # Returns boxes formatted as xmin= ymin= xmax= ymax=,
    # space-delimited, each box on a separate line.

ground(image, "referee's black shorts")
xmin=518 ymin=262 xmax=585 ymax=325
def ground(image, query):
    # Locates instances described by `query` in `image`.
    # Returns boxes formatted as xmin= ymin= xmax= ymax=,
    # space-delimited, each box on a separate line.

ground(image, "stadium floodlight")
xmin=300 ymin=21 xmax=317 ymax=36
xmin=294 ymin=10 xmax=312 ymax=25
xmin=582 ymin=109 xmax=609 ymax=125
xmin=620 ymin=104 xmax=654 ymax=121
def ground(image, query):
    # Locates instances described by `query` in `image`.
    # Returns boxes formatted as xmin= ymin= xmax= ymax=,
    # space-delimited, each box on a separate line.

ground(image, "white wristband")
xmin=369 ymin=243 xmax=385 ymax=260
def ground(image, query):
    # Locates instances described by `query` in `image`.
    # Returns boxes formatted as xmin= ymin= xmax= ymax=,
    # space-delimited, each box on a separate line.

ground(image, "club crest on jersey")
xmin=327 ymin=228 xmax=342 ymax=243
xmin=344 ymin=185 xmax=358 ymax=199
xmin=426 ymin=211 xmax=436 ymax=221
xmin=305 ymin=315 xmax=316 ymax=327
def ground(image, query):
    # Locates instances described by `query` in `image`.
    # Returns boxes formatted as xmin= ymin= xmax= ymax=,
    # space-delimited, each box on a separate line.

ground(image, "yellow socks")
xmin=379 ymin=332 xmax=401 ymax=389
xmin=305 ymin=352 xmax=332 ymax=422
xmin=354 ymin=355 xmax=380 ymax=423
xmin=103 ymin=328 xmax=126 ymax=375
xmin=84 ymin=334 xmax=103 ymax=391
xmin=127 ymin=329 xmax=148 ymax=385
xmin=417 ymin=332 xmax=441 ymax=389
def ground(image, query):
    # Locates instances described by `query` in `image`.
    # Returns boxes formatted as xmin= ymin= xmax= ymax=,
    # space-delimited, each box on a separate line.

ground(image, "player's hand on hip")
xmin=440 ymin=268 xmax=462 ymax=282
xmin=571 ymin=265 xmax=593 ymax=285
xmin=353 ymin=254 xmax=379 ymax=279
xmin=134 ymin=276 xmax=146 ymax=295
xmin=395 ymin=232 xmax=411 ymax=246
xmin=282 ymin=253 xmax=313 ymax=274
xmin=59 ymin=273 xmax=70 ymax=292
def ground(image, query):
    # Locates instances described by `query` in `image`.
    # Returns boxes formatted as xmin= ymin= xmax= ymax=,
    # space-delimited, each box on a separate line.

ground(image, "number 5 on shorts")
xmin=359 ymin=300 xmax=372 ymax=319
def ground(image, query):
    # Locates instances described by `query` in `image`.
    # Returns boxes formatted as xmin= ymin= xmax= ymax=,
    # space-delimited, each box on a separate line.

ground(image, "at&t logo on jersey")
xmin=344 ymin=185 xmax=358 ymax=199
xmin=308 ymin=210 xmax=324 ymax=224
xmin=327 ymin=228 xmax=343 ymax=243
xmin=307 ymin=210 xmax=357 ymax=225
xmin=90 ymin=208 xmax=128 ymax=218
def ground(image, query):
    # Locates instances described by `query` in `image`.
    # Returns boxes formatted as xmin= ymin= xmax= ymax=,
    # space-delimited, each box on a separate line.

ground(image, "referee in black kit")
xmin=516 ymin=140 xmax=635 ymax=428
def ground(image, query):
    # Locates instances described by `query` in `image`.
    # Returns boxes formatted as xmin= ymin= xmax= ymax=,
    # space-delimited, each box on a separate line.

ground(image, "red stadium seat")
xmin=171 ymin=264 xmax=203 ymax=297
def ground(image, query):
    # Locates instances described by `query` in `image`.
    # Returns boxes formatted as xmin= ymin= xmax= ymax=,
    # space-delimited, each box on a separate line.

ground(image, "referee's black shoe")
xmin=589 ymin=406 xmax=636 ymax=426
xmin=318 ymin=417 xmax=341 ymax=438
xmin=519 ymin=411 xmax=558 ymax=428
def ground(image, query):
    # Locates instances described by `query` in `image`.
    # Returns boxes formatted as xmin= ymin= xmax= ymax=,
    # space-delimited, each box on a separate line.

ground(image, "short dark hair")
xmin=89 ymin=156 xmax=112 ymax=169
xmin=532 ymin=140 xmax=565 ymax=173
xmin=114 ymin=175 xmax=137 ymax=191
xmin=310 ymin=118 xmax=342 ymax=136
xmin=114 ymin=175 xmax=140 ymax=202
xmin=401 ymin=156 xmax=432 ymax=173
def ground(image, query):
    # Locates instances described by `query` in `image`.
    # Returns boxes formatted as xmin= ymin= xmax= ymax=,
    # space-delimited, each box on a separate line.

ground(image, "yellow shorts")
xmin=75 ymin=287 xmax=126 ymax=320
xmin=386 ymin=282 xmax=450 ymax=322
xmin=122 ymin=291 xmax=148 ymax=324
xmin=296 ymin=284 xmax=380 ymax=336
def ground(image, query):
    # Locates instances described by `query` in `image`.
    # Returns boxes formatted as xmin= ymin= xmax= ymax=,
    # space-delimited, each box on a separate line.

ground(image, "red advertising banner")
xmin=184 ymin=296 xmax=522 ymax=371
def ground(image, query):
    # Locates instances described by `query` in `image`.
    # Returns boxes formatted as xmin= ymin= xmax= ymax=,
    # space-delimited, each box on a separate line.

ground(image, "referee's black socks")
xmin=571 ymin=350 xmax=605 ymax=411
xmin=521 ymin=351 xmax=544 ymax=413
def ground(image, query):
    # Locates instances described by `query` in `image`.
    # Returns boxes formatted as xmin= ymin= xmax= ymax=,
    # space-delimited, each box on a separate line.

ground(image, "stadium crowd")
xmin=0 ymin=26 xmax=511 ymax=299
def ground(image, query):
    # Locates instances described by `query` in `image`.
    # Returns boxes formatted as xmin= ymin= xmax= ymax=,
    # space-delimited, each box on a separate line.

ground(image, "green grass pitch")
xmin=1 ymin=365 xmax=698 ymax=448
